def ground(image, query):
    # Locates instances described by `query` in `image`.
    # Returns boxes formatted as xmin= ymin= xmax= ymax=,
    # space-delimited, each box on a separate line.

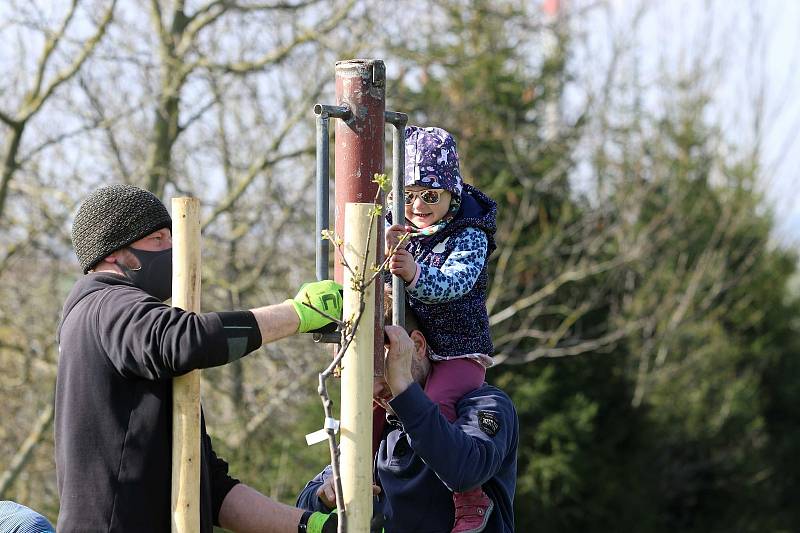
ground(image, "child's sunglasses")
xmin=388 ymin=189 xmax=445 ymax=205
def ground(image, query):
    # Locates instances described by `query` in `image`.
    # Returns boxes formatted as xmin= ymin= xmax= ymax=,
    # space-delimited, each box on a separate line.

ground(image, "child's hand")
xmin=385 ymin=224 xmax=412 ymax=254
xmin=389 ymin=249 xmax=417 ymax=283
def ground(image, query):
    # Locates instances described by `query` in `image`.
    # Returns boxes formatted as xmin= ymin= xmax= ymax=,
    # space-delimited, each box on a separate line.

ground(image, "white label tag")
xmin=305 ymin=417 xmax=340 ymax=446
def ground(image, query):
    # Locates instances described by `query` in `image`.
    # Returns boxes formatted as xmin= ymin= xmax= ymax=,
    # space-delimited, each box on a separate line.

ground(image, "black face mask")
xmin=120 ymin=248 xmax=173 ymax=301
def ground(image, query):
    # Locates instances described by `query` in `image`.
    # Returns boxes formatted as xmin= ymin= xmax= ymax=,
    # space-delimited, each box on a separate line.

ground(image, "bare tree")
xmin=0 ymin=0 xmax=116 ymax=225
xmin=0 ymin=0 xmax=373 ymax=515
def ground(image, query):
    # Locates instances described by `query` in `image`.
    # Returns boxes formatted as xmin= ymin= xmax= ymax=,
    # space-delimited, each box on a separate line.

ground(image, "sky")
xmin=758 ymin=1 xmax=800 ymax=245
xmin=604 ymin=0 xmax=800 ymax=247
xmin=2 ymin=1 xmax=797 ymax=246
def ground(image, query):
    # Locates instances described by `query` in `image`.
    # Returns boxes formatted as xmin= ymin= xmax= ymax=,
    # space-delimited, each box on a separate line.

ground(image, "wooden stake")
xmin=171 ymin=198 xmax=201 ymax=533
xmin=340 ymin=202 xmax=377 ymax=532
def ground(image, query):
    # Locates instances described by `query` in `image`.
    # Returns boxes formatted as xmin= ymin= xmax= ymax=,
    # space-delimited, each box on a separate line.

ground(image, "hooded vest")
xmin=400 ymin=183 xmax=497 ymax=358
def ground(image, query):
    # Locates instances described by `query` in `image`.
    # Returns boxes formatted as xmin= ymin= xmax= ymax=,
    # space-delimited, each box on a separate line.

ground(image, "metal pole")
xmin=312 ymin=104 xmax=351 ymax=345
xmin=171 ymin=198 xmax=201 ymax=533
xmin=334 ymin=61 xmax=386 ymax=376
xmin=385 ymin=112 xmax=407 ymax=330
xmin=316 ymin=113 xmax=330 ymax=282
xmin=314 ymin=104 xmax=351 ymax=282
xmin=334 ymin=60 xmax=385 ymax=279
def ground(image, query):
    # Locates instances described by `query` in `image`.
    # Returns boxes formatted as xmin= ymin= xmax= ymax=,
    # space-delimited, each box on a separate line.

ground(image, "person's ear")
xmin=102 ymin=249 xmax=136 ymax=269
xmin=103 ymin=251 xmax=120 ymax=264
xmin=409 ymin=329 xmax=426 ymax=358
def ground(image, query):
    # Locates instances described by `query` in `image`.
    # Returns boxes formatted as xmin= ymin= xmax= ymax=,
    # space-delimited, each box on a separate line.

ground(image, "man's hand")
xmin=306 ymin=509 xmax=385 ymax=533
xmin=316 ymin=476 xmax=381 ymax=509
xmin=383 ymin=325 xmax=416 ymax=397
xmin=389 ymin=249 xmax=417 ymax=283
xmin=373 ymin=376 xmax=392 ymax=404
xmin=287 ymin=280 xmax=343 ymax=333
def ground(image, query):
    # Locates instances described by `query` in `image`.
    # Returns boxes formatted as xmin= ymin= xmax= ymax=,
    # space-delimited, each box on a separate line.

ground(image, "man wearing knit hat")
xmin=56 ymin=184 xmax=344 ymax=533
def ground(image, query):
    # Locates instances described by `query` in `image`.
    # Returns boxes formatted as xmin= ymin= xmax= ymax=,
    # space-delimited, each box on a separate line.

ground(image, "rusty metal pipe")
xmin=334 ymin=59 xmax=386 ymax=371
xmin=314 ymin=103 xmax=351 ymax=119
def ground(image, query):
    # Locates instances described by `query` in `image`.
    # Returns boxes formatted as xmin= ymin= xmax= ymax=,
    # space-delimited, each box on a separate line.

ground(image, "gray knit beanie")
xmin=71 ymin=184 xmax=172 ymax=273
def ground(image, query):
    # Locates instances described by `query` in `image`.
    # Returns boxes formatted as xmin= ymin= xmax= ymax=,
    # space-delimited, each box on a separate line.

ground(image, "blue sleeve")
xmin=0 ymin=501 xmax=55 ymax=532
xmin=407 ymin=228 xmax=487 ymax=304
xmin=388 ymin=383 xmax=516 ymax=492
xmin=296 ymin=465 xmax=335 ymax=513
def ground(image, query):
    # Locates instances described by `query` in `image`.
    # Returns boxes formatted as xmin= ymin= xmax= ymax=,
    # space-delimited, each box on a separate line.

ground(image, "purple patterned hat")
xmin=404 ymin=126 xmax=463 ymax=196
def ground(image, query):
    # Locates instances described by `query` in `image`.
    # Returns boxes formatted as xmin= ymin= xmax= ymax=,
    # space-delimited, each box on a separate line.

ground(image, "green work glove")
xmin=306 ymin=510 xmax=337 ymax=533
xmin=287 ymin=280 xmax=343 ymax=333
xmin=306 ymin=510 xmax=385 ymax=533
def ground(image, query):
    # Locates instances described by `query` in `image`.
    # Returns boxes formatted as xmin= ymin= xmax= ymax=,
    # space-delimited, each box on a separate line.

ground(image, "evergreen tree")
xmin=389 ymin=1 xmax=800 ymax=531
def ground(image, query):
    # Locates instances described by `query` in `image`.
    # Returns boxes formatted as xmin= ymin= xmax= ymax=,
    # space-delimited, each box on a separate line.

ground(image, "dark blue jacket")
xmin=297 ymin=383 xmax=518 ymax=532
xmin=390 ymin=184 xmax=497 ymax=358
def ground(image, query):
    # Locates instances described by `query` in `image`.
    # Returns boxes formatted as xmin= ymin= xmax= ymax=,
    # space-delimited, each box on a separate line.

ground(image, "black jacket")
xmin=55 ymin=273 xmax=261 ymax=532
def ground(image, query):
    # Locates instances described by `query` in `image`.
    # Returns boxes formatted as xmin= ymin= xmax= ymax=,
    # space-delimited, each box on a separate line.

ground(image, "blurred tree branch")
xmin=0 ymin=0 xmax=116 ymax=224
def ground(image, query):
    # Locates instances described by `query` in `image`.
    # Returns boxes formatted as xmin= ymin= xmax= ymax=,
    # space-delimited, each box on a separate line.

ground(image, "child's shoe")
xmin=452 ymin=486 xmax=494 ymax=533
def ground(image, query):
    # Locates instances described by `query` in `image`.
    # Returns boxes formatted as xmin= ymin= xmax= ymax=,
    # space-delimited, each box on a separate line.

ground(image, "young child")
xmin=385 ymin=125 xmax=497 ymax=533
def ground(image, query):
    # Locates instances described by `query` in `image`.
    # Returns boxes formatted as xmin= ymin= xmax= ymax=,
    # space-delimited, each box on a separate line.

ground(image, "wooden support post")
xmin=171 ymin=198 xmax=202 ymax=533
xmin=341 ymin=202 xmax=377 ymax=532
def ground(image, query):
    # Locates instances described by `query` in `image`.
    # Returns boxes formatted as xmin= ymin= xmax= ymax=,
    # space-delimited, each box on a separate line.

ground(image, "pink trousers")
xmin=424 ymin=358 xmax=486 ymax=422
xmin=372 ymin=358 xmax=486 ymax=453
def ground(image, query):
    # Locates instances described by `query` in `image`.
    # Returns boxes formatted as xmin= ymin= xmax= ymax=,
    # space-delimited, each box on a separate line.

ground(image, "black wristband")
xmin=216 ymin=310 xmax=262 ymax=362
xmin=298 ymin=510 xmax=313 ymax=533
